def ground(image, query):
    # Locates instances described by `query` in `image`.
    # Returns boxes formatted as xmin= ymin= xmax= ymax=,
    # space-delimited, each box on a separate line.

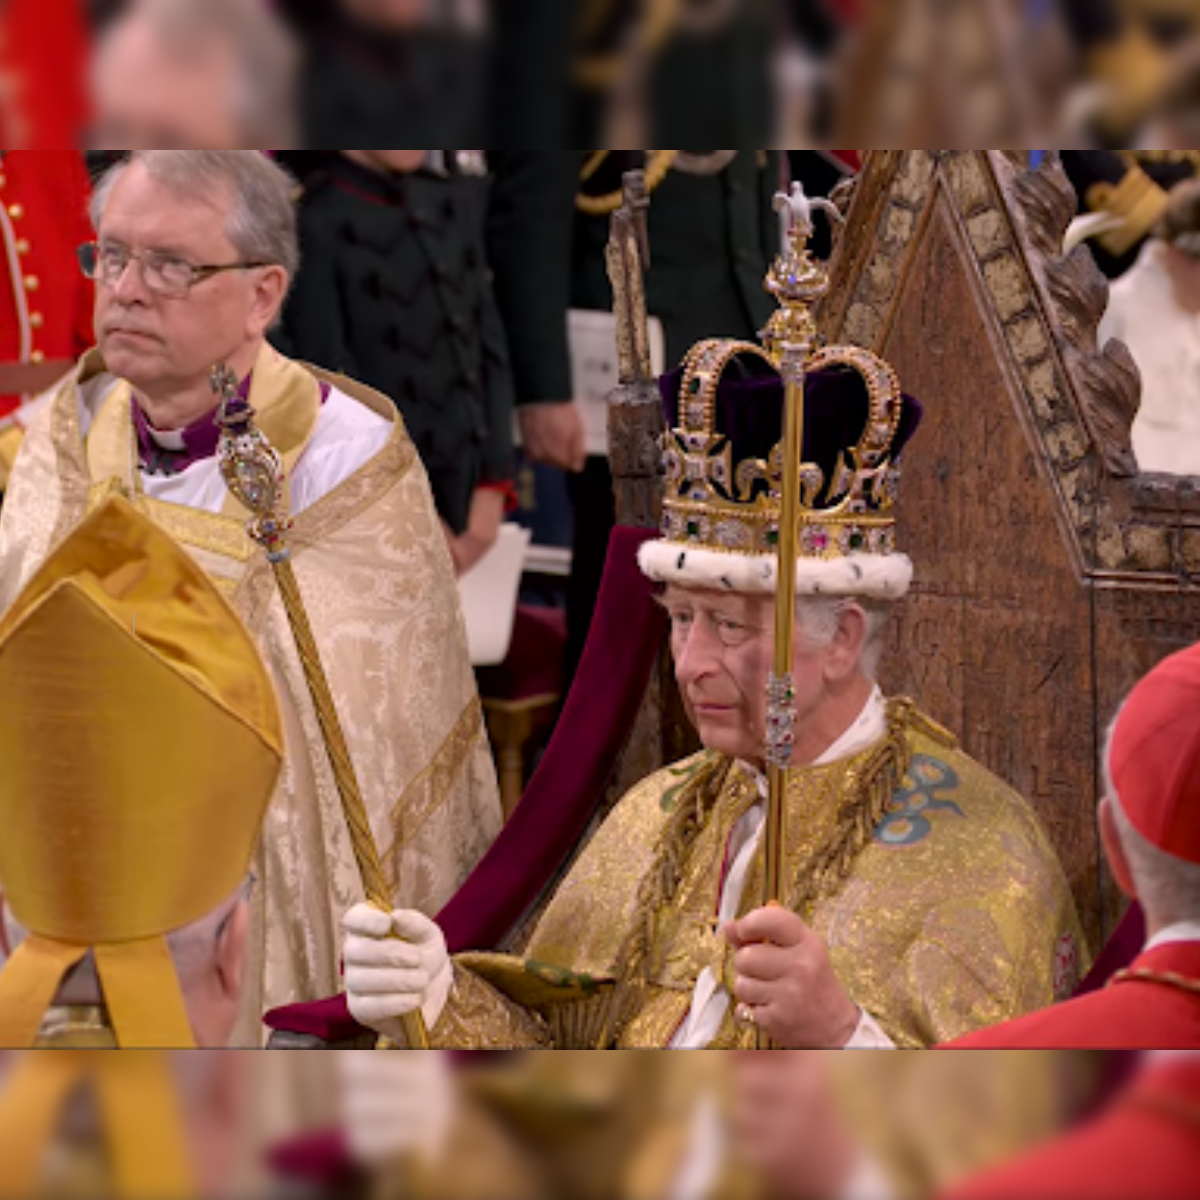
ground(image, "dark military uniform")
xmin=276 ymin=155 xmax=514 ymax=534
xmin=488 ymin=149 xmax=850 ymax=678
xmin=1062 ymin=149 xmax=1200 ymax=277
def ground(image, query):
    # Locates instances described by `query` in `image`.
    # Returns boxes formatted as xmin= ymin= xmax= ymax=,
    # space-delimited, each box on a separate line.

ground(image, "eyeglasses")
xmin=77 ymin=241 xmax=271 ymax=299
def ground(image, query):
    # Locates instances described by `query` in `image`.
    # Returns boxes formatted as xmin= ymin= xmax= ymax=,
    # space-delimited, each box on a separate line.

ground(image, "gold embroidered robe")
xmin=427 ymin=704 xmax=1087 ymax=1048
xmin=0 ymin=347 xmax=503 ymax=1044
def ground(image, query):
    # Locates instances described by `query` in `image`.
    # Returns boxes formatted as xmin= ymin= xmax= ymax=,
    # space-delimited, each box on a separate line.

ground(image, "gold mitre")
xmin=0 ymin=497 xmax=283 ymax=1048
xmin=638 ymin=186 xmax=924 ymax=601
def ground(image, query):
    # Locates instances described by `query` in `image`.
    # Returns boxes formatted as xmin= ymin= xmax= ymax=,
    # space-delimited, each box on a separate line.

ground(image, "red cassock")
xmin=942 ymin=1056 xmax=1200 ymax=1200
xmin=948 ymin=941 xmax=1200 ymax=1049
xmin=0 ymin=150 xmax=95 ymax=419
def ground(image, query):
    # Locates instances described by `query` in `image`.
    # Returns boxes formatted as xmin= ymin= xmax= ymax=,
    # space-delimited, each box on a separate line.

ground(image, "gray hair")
xmin=1102 ymin=716 xmax=1200 ymax=927
xmin=795 ymin=596 xmax=891 ymax=682
xmin=91 ymin=150 xmax=300 ymax=286
xmin=95 ymin=0 xmax=298 ymax=147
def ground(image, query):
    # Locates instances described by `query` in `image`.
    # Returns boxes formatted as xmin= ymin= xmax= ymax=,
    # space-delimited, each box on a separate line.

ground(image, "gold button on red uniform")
xmin=0 ymin=151 xmax=97 ymax=418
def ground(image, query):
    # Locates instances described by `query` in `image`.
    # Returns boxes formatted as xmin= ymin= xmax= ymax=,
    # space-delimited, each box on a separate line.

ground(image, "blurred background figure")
xmin=1058 ymin=0 xmax=1200 ymax=146
xmin=1098 ymin=179 xmax=1200 ymax=475
xmin=831 ymin=0 xmax=1067 ymax=146
xmin=88 ymin=0 xmax=297 ymax=147
xmin=0 ymin=0 xmax=90 ymax=146
xmin=276 ymin=149 xmax=515 ymax=575
xmin=1064 ymin=48 xmax=1200 ymax=278
xmin=279 ymin=0 xmax=487 ymax=148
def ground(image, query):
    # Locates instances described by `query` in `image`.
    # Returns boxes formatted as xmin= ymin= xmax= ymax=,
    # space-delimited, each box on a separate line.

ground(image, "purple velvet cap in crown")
xmin=638 ymin=339 xmax=924 ymax=599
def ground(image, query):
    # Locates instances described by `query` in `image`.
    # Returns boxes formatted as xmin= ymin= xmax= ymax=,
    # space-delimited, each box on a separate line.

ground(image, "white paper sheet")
xmin=456 ymin=523 xmax=533 ymax=666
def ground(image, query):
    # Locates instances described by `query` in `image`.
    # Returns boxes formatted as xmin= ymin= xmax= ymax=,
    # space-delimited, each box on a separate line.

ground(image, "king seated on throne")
xmin=342 ymin=204 xmax=1089 ymax=1047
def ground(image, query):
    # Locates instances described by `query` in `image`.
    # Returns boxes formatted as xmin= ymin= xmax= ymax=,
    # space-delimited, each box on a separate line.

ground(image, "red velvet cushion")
xmin=476 ymin=604 xmax=567 ymax=702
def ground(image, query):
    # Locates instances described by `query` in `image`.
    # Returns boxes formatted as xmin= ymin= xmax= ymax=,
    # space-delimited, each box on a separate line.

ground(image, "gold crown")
xmin=0 ymin=497 xmax=283 ymax=1047
xmin=642 ymin=183 xmax=914 ymax=598
xmin=660 ymin=338 xmax=904 ymax=562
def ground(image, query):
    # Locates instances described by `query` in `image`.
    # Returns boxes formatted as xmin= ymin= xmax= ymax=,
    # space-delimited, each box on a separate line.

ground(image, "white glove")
xmin=342 ymin=905 xmax=453 ymax=1040
xmin=338 ymin=1050 xmax=456 ymax=1169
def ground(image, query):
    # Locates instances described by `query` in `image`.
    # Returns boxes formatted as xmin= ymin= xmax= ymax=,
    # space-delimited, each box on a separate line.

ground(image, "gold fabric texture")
xmin=431 ymin=705 xmax=1088 ymax=1048
xmin=0 ymin=351 xmax=503 ymax=1044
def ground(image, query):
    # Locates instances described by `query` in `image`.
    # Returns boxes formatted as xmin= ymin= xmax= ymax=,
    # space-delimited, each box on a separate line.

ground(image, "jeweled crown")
xmin=656 ymin=184 xmax=914 ymax=569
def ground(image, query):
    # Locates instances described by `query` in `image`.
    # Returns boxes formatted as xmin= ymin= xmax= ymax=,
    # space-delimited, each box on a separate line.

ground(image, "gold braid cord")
xmin=1109 ymin=968 xmax=1200 ymax=997
xmin=600 ymin=703 xmax=917 ymax=1049
xmin=210 ymin=365 xmax=430 ymax=1050
xmin=577 ymin=151 xmax=678 ymax=216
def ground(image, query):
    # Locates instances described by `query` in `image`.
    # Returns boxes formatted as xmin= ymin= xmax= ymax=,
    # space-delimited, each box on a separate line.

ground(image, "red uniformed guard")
xmin=952 ymin=642 xmax=1200 ymax=1049
xmin=0 ymin=151 xmax=95 ymax=426
xmin=0 ymin=0 xmax=95 ymax=484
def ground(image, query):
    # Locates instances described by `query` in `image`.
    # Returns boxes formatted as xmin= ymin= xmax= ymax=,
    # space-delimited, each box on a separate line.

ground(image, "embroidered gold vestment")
xmin=427 ymin=702 xmax=1087 ymax=1048
xmin=0 ymin=347 xmax=503 ymax=1044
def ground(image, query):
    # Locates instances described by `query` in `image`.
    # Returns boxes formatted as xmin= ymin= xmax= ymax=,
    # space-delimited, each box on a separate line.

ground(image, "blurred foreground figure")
xmin=732 ymin=1051 xmax=1083 ymax=1200
xmin=0 ymin=150 xmax=501 ymax=1043
xmin=89 ymin=0 xmax=297 ymax=147
xmin=945 ymin=1054 xmax=1200 ymax=1200
xmin=953 ymin=640 xmax=1200 ymax=1048
xmin=0 ymin=1052 xmax=253 ymax=1197
xmin=0 ymin=496 xmax=280 ymax=1050
xmin=342 ymin=203 xmax=1084 ymax=1048
xmin=1098 ymin=179 xmax=1200 ymax=475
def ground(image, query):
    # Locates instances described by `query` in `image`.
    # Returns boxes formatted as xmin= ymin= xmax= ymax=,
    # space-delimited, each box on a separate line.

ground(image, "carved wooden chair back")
xmin=815 ymin=150 xmax=1200 ymax=949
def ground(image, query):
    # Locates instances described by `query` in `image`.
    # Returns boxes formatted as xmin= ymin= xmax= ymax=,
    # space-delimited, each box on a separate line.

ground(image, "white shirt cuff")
xmin=843 ymin=1008 xmax=895 ymax=1048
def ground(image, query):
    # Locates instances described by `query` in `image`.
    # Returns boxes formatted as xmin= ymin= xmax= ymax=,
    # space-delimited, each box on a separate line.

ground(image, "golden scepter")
xmin=757 ymin=185 xmax=840 ymax=1048
xmin=211 ymin=366 xmax=430 ymax=1050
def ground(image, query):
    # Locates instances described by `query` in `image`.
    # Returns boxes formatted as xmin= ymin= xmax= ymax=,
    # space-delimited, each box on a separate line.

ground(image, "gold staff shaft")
xmin=211 ymin=366 xmax=430 ymax=1050
xmin=756 ymin=181 xmax=834 ymax=1049
xmin=764 ymin=353 xmax=807 ymax=911
xmin=758 ymin=346 xmax=808 ymax=1051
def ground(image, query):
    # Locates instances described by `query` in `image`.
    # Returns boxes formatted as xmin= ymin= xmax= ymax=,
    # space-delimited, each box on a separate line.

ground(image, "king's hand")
xmin=342 ymin=905 xmax=453 ymax=1039
xmin=725 ymin=907 xmax=862 ymax=1048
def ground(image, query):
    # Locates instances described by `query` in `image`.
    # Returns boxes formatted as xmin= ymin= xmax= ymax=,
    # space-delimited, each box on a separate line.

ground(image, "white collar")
xmin=815 ymin=686 xmax=887 ymax=766
xmin=1144 ymin=919 xmax=1200 ymax=954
